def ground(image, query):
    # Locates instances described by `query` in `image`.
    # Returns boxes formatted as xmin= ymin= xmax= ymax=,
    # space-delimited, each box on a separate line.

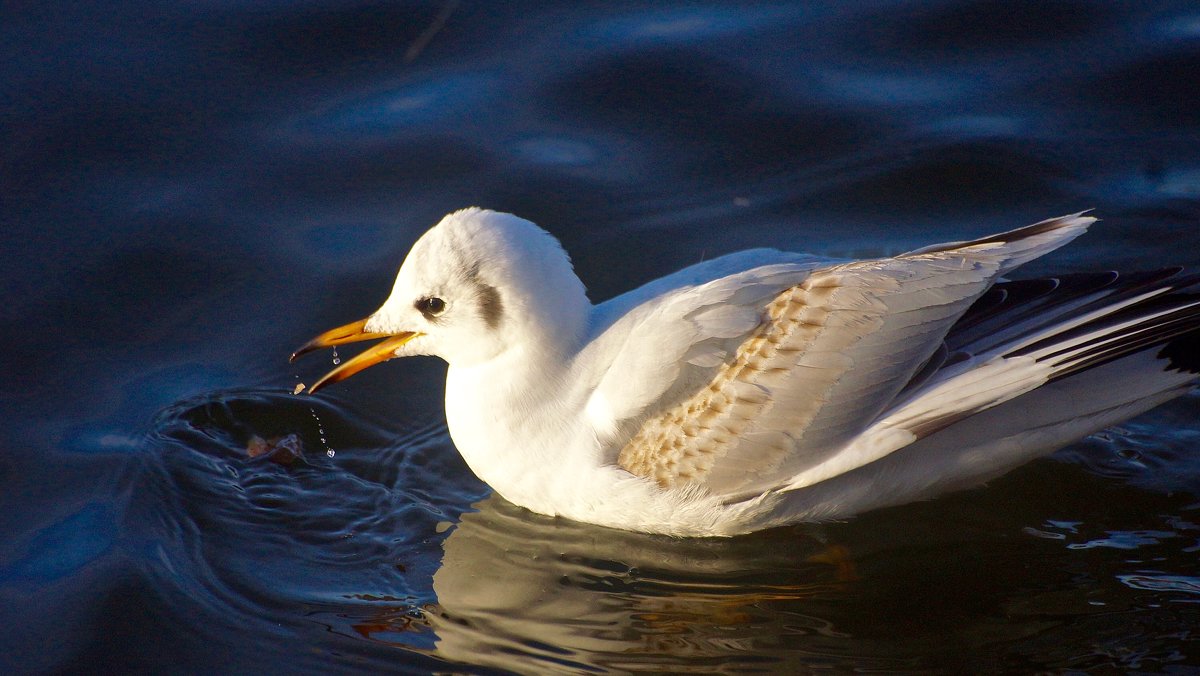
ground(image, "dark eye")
xmin=416 ymin=297 xmax=446 ymax=317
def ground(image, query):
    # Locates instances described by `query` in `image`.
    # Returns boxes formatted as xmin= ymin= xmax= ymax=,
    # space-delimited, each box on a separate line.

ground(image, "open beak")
xmin=290 ymin=318 xmax=419 ymax=393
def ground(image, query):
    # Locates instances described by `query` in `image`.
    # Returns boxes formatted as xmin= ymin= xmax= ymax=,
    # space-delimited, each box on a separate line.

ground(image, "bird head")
xmin=291 ymin=208 xmax=588 ymax=392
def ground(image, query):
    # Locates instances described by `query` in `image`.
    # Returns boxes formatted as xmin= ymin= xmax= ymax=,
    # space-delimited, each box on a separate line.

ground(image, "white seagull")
xmin=292 ymin=208 xmax=1200 ymax=536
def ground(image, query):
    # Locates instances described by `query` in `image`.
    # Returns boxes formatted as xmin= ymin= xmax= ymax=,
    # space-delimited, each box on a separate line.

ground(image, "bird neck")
xmin=445 ymin=335 xmax=581 ymax=442
xmin=440 ymin=250 xmax=595 ymax=504
xmin=443 ymin=322 xmax=593 ymax=504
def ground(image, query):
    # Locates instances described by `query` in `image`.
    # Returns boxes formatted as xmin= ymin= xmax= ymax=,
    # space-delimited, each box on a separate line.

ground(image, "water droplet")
xmin=308 ymin=407 xmax=335 ymax=458
xmin=332 ymin=347 xmax=341 ymax=366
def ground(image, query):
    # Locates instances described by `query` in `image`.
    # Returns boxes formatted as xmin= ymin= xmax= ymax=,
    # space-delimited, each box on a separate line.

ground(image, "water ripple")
xmin=1119 ymin=573 xmax=1200 ymax=597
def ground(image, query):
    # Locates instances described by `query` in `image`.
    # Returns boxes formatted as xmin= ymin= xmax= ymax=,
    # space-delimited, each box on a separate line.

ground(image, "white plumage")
xmin=293 ymin=208 xmax=1200 ymax=536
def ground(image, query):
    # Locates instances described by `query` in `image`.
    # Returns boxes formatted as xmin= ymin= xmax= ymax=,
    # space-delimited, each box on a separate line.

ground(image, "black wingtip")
xmin=1158 ymin=328 xmax=1200 ymax=375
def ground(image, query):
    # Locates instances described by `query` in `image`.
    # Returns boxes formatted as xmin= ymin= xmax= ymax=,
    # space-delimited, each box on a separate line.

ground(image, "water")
xmin=3 ymin=0 xmax=1200 ymax=672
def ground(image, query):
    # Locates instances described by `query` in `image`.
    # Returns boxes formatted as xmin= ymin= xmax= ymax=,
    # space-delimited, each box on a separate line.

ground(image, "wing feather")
xmin=607 ymin=213 xmax=1094 ymax=498
xmin=579 ymin=257 xmax=822 ymax=438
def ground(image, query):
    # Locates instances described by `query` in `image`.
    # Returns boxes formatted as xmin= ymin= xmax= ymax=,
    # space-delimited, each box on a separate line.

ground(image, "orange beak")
xmin=290 ymin=318 xmax=419 ymax=393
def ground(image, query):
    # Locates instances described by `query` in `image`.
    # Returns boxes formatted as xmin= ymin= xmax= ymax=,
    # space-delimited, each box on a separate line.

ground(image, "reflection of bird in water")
xmin=424 ymin=496 xmax=850 ymax=672
xmin=293 ymin=208 xmax=1200 ymax=535
xmin=806 ymin=543 xmax=858 ymax=582
xmin=313 ymin=495 xmax=853 ymax=671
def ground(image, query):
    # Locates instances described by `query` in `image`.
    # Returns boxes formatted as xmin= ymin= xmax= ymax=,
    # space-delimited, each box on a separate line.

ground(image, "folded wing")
xmin=601 ymin=213 xmax=1094 ymax=499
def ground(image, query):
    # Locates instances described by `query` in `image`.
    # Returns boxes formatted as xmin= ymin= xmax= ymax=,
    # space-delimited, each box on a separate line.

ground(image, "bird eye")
xmin=416 ymin=297 xmax=446 ymax=318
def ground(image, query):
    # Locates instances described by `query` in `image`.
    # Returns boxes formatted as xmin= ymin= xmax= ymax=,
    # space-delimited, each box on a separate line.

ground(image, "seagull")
xmin=291 ymin=208 xmax=1200 ymax=536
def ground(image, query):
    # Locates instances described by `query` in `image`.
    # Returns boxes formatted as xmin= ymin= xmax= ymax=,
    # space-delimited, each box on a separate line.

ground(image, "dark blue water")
xmin=4 ymin=1 xmax=1200 ymax=672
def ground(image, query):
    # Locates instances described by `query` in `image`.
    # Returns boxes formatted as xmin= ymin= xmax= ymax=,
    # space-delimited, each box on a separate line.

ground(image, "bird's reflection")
xmin=389 ymin=495 xmax=852 ymax=672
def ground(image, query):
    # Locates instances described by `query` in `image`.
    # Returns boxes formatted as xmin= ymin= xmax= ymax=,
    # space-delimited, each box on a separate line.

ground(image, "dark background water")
xmin=4 ymin=1 xmax=1200 ymax=673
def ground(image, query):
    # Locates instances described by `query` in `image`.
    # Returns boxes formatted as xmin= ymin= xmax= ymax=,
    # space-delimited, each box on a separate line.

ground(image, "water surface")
xmin=3 ymin=1 xmax=1200 ymax=672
